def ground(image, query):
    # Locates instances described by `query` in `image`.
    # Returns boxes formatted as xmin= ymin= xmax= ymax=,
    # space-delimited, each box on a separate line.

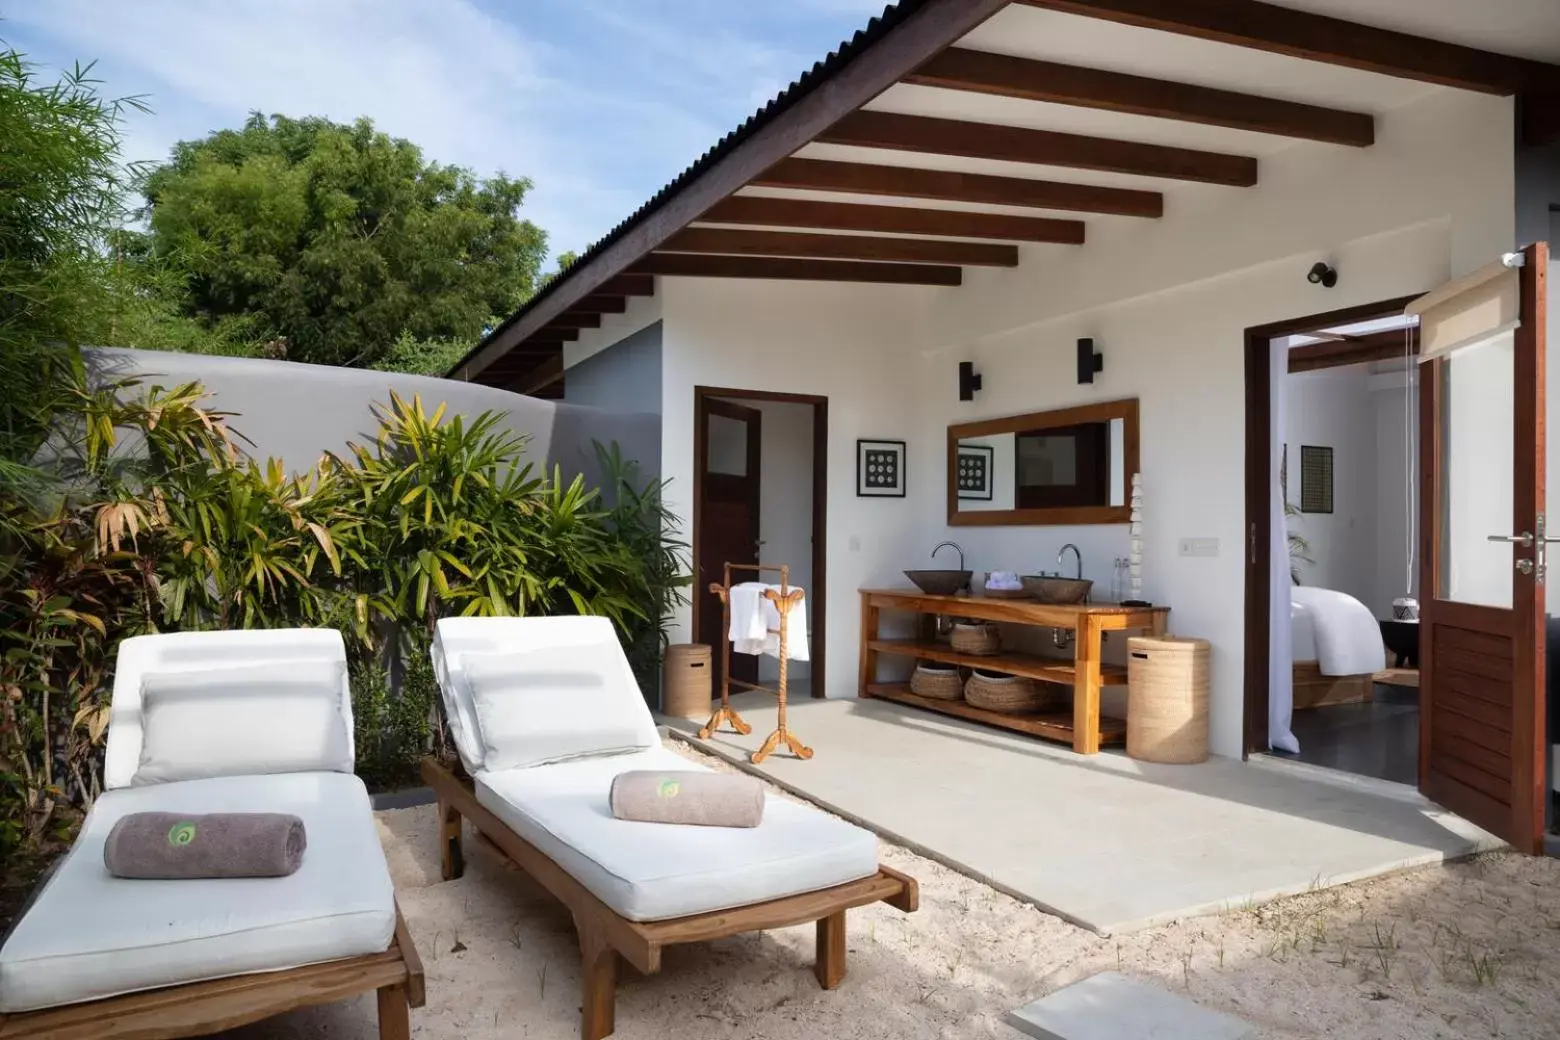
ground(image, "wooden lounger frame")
xmin=421 ymin=757 xmax=917 ymax=1040
xmin=0 ymin=907 xmax=423 ymax=1040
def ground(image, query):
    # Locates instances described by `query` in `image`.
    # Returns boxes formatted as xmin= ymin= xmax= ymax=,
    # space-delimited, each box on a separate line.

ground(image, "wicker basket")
xmin=950 ymin=622 xmax=1001 ymax=655
xmin=1126 ymin=635 xmax=1211 ymax=764
xmin=965 ymin=670 xmax=1062 ymax=712
xmin=910 ymin=663 xmax=964 ymax=701
xmin=980 ymin=587 xmax=1031 ymax=600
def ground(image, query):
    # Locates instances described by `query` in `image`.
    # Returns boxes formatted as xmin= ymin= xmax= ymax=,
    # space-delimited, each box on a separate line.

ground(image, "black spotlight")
xmin=1307 ymin=262 xmax=1338 ymax=288
xmin=958 ymin=360 xmax=982 ymax=401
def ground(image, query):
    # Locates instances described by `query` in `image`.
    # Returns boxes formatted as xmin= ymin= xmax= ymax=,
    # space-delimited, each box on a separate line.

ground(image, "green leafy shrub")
xmin=348 ymin=640 xmax=438 ymax=791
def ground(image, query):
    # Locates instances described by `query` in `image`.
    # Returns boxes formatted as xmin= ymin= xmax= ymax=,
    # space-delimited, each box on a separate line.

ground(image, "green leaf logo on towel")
xmin=657 ymin=778 xmax=681 ymax=799
xmin=167 ymin=822 xmax=197 ymax=847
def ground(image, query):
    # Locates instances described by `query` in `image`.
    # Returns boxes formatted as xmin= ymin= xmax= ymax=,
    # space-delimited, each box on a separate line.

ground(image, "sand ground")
xmin=221 ymin=743 xmax=1560 ymax=1039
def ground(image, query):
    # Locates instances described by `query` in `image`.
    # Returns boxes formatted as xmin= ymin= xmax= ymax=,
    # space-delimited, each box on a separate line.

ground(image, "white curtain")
xmin=1268 ymin=339 xmax=1299 ymax=753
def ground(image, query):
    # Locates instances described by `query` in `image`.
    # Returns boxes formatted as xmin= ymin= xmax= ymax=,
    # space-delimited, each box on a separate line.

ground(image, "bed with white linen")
xmin=1290 ymin=587 xmax=1389 ymax=708
xmin=424 ymin=615 xmax=916 ymax=1040
xmin=0 ymin=629 xmax=422 ymax=1040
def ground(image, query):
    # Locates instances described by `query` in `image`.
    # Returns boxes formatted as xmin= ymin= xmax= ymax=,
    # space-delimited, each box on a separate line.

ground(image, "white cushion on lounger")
xmin=464 ymin=648 xmax=654 ymax=771
xmin=104 ymin=628 xmax=354 ymax=791
xmin=432 ymin=616 xmax=658 ymax=773
xmin=475 ymin=746 xmax=878 ymax=922
xmin=0 ymin=772 xmax=395 ymax=1013
xmin=134 ymin=659 xmax=353 ymax=784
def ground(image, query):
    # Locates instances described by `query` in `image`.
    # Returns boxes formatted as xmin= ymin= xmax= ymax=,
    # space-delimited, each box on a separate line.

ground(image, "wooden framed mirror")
xmin=946 ymin=398 xmax=1139 ymax=526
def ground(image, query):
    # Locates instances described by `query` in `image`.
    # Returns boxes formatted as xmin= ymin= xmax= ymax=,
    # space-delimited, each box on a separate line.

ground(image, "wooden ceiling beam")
xmin=1288 ymin=328 xmax=1418 ymax=372
xmin=818 ymin=108 xmax=1258 ymax=185
xmin=698 ymin=195 xmax=1085 ymax=243
xmin=596 ymin=273 xmax=656 ymax=297
xmin=536 ymin=327 xmax=580 ymax=341
xmin=573 ymin=295 xmax=628 ymax=314
xmin=906 ymin=48 xmax=1373 ymax=147
xmin=521 ymin=354 xmax=566 ymax=396
xmin=662 ymin=226 xmax=1018 ymax=266
xmin=631 ymin=253 xmax=963 ymax=286
xmin=547 ymin=312 xmax=602 ymax=329
xmin=1015 ymin=0 xmax=1556 ymax=97
xmin=751 ymin=156 xmax=1162 ymax=217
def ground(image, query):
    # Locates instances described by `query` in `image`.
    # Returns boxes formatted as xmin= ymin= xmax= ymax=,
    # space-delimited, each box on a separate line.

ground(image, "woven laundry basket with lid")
xmin=1126 ymin=635 xmax=1211 ymax=764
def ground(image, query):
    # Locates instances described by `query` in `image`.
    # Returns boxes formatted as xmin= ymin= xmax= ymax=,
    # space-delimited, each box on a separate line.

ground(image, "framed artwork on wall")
xmin=1299 ymin=445 xmax=1333 ymax=514
xmin=856 ymin=439 xmax=906 ymax=498
xmin=956 ymin=443 xmax=994 ymax=500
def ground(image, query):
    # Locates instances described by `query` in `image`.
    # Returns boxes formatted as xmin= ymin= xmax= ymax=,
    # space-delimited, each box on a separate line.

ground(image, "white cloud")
xmin=6 ymin=0 xmax=887 ymax=257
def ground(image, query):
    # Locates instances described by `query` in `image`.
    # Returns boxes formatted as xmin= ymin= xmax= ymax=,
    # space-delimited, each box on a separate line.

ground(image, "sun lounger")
xmin=424 ymin=615 xmax=917 ymax=1040
xmin=0 ymin=629 xmax=423 ymax=1040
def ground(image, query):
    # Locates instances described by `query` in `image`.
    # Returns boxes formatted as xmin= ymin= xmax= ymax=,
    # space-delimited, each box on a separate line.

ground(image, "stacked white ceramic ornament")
xmin=1128 ymin=473 xmax=1144 ymax=601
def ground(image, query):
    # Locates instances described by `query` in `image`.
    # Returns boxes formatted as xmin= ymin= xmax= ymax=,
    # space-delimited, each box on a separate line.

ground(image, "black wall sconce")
xmin=958 ymin=360 xmax=982 ymax=401
xmin=1307 ymin=261 xmax=1338 ymax=288
xmin=1077 ymin=338 xmax=1103 ymax=384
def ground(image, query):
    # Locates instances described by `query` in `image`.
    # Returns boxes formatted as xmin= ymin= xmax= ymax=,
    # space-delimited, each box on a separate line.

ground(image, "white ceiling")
xmin=1267 ymin=0 xmax=1560 ymax=64
xmin=692 ymin=2 xmax=1553 ymax=249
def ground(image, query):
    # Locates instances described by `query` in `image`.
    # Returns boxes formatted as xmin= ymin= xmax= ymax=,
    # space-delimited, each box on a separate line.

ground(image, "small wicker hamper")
xmin=1126 ymin=635 xmax=1211 ymax=764
xmin=662 ymin=643 xmax=713 ymax=718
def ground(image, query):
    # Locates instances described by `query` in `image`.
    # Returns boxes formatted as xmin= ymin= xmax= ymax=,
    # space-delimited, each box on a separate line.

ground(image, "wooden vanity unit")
xmin=858 ymin=589 xmax=1169 ymax=754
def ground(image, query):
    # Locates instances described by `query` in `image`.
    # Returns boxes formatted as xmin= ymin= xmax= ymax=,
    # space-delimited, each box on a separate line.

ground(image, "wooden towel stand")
xmin=698 ymin=562 xmax=812 ymax=764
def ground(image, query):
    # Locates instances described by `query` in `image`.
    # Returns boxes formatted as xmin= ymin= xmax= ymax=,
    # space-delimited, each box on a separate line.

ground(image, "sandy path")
xmin=219 ymin=744 xmax=1560 ymax=1039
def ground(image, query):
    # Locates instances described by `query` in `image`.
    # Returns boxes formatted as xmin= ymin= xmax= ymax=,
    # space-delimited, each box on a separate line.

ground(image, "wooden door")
xmin=1419 ymin=242 xmax=1548 ymax=852
xmin=697 ymin=398 xmax=762 ymax=687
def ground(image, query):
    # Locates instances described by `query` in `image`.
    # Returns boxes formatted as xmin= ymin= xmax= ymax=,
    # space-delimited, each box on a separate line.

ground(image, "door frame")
xmin=1242 ymin=293 xmax=1424 ymax=756
xmin=692 ymin=386 xmax=829 ymax=698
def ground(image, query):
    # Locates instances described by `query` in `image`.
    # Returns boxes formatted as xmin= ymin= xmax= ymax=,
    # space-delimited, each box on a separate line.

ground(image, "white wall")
xmin=590 ymin=85 xmax=1511 ymax=758
xmin=1283 ymin=367 xmax=1377 ymax=606
xmin=658 ymin=279 xmax=943 ymax=699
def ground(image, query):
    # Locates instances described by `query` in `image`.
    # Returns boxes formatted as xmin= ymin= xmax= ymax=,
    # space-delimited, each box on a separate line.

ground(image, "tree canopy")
xmin=139 ymin=113 xmax=547 ymax=368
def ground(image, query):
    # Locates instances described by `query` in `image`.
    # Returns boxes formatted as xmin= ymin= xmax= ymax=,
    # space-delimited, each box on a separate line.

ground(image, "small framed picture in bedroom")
xmin=856 ymin=439 xmax=906 ymax=498
xmin=1299 ymin=445 xmax=1333 ymax=513
xmin=956 ymin=443 xmax=994 ymax=500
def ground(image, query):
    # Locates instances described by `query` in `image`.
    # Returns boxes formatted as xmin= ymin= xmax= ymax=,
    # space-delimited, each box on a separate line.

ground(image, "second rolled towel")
xmin=610 ymin=770 xmax=765 ymax=828
xmin=104 ymin=812 xmax=307 ymax=879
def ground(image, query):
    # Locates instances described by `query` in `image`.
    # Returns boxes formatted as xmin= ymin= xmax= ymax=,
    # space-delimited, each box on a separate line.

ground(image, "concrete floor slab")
xmin=1005 ymin=971 xmax=1252 ymax=1040
xmin=665 ymin=693 xmax=1501 ymax=935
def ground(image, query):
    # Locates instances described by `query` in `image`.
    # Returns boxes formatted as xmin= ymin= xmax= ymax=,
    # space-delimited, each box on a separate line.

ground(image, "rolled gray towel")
xmin=104 ymin=812 xmax=307 ymax=879
xmin=610 ymin=770 xmax=764 ymax=828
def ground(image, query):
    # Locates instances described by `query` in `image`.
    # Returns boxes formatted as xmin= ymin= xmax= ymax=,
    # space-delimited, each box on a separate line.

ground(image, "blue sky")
xmin=5 ymin=0 xmax=889 ymax=259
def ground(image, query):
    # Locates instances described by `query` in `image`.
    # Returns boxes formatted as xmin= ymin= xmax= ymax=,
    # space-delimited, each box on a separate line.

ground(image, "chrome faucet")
xmin=1058 ymin=543 xmax=1082 ymax=580
xmin=932 ymin=541 xmax=965 ymax=571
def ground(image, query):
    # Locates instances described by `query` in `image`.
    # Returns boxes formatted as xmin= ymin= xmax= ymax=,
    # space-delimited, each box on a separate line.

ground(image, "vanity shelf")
xmin=858 ymin=588 xmax=1169 ymax=754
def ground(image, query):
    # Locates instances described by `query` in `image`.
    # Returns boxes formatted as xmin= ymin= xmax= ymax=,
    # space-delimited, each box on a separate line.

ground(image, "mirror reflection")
xmin=948 ymin=399 xmax=1137 ymax=526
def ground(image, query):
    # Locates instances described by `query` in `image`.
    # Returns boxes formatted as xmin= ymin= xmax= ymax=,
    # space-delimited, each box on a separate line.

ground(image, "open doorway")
xmin=1245 ymin=247 xmax=1551 ymax=855
xmin=1244 ymin=295 xmax=1425 ymax=785
xmin=692 ymin=386 xmax=828 ymax=701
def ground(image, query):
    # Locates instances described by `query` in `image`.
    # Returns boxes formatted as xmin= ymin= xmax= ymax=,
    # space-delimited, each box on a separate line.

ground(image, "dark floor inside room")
xmin=1278 ymin=683 xmax=1420 ymax=786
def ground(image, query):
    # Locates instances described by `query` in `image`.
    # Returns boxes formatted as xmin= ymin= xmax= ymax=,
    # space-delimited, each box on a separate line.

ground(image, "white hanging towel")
xmin=727 ymin=582 xmax=810 ymax=660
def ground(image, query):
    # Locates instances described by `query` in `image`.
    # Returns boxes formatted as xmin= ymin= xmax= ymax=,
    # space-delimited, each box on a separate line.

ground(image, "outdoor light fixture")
xmin=958 ymin=360 xmax=982 ymax=401
xmin=1307 ymin=262 xmax=1338 ymax=288
xmin=1077 ymin=338 xmax=1103 ymax=384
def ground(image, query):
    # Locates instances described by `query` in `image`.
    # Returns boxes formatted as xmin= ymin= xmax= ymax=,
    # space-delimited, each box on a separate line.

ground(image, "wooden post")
xmin=698 ymin=564 xmax=751 ymax=738
xmin=377 ymin=984 xmax=412 ymax=1040
xmin=814 ymin=911 xmax=847 ymax=989
xmin=578 ymin=916 xmax=618 ymax=1040
xmin=439 ymin=800 xmax=464 ymax=881
xmin=753 ymin=578 xmax=813 ymax=763
xmin=1072 ymin=617 xmax=1104 ymax=754
xmin=859 ymin=595 xmax=880 ymax=697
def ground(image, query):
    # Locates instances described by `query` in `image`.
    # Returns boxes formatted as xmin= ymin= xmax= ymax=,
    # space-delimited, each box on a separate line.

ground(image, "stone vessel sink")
xmin=904 ymin=570 xmax=972 ymax=596
xmin=1021 ymin=576 xmax=1093 ymax=604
